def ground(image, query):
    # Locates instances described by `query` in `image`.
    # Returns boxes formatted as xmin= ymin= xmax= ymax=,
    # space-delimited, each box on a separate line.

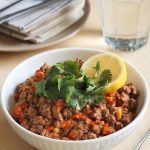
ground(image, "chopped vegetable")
xmin=68 ymin=129 xmax=79 ymax=140
xmin=13 ymin=102 xmax=25 ymax=117
xmin=55 ymin=99 xmax=64 ymax=113
xmin=104 ymin=93 xmax=115 ymax=105
xmin=47 ymin=126 xmax=55 ymax=131
xmin=102 ymin=123 xmax=110 ymax=135
xmin=72 ymin=112 xmax=83 ymax=119
xmin=60 ymin=119 xmax=73 ymax=128
xmin=35 ymin=70 xmax=45 ymax=81
xmin=13 ymin=105 xmax=22 ymax=116
xmin=53 ymin=127 xmax=60 ymax=133
xmin=116 ymin=107 xmax=123 ymax=121
xmin=72 ymin=112 xmax=95 ymax=126
xmin=84 ymin=117 xmax=96 ymax=126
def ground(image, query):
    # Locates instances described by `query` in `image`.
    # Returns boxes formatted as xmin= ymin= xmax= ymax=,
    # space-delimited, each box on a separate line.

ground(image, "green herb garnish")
xmin=35 ymin=60 xmax=112 ymax=110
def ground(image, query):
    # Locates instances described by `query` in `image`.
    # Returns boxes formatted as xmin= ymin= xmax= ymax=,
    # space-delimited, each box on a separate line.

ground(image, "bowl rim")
xmin=1 ymin=47 xmax=149 ymax=144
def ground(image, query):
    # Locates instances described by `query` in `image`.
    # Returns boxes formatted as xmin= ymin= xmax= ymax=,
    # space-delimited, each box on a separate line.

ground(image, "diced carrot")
xmin=72 ymin=113 xmax=95 ymax=126
xmin=55 ymin=99 xmax=64 ymax=113
xmin=102 ymin=123 xmax=110 ymax=135
xmin=116 ymin=107 xmax=122 ymax=121
xmin=84 ymin=117 xmax=96 ymax=126
xmin=35 ymin=70 xmax=45 ymax=81
xmin=47 ymin=126 xmax=55 ymax=131
xmin=68 ymin=129 xmax=79 ymax=140
xmin=13 ymin=104 xmax=23 ymax=117
xmin=104 ymin=93 xmax=115 ymax=105
xmin=48 ymin=132 xmax=60 ymax=139
xmin=13 ymin=102 xmax=26 ymax=117
xmin=60 ymin=120 xmax=73 ymax=129
xmin=72 ymin=112 xmax=84 ymax=119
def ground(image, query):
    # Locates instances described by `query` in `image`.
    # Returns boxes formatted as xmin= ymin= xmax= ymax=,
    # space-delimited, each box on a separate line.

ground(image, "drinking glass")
xmin=99 ymin=0 xmax=150 ymax=51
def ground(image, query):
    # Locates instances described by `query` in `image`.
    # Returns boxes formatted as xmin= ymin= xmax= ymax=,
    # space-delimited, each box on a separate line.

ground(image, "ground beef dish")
xmin=12 ymin=63 xmax=139 ymax=140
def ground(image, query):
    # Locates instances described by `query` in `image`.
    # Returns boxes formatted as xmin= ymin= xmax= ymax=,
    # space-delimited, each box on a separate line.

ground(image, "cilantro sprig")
xmin=35 ymin=60 xmax=112 ymax=110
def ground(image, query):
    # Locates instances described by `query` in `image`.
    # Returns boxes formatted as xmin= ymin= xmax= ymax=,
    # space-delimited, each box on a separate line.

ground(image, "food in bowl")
xmin=1 ymin=48 xmax=149 ymax=150
xmin=12 ymin=54 xmax=139 ymax=140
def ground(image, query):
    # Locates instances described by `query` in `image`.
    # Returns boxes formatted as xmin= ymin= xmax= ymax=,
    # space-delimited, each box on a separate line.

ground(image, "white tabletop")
xmin=0 ymin=1 xmax=150 ymax=150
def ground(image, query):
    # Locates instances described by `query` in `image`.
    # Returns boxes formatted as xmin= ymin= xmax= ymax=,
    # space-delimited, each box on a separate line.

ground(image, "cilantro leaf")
xmin=58 ymin=76 xmax=76 ymax=103
xmin=46 ymin=63 xmax=64 ymax=79
xmin=67 ymin=89 xmax=89 ymax=110
xmin=74 ymin=75 xmax=86 ymax=90
xmin=63 ymin=61 xmax=81 ymax=77
xmin=58 ymin=76 xmax=75 ymax=91
xmin=89 ymin=87 xmax=105 ymax=104
xmin=35 ymin=60 xmax=112 ymax=110
xmin=93 ymin=61 xmax=100 ymax=78
xmin=96 ymin=69 xmax=112 ymax=87
xmin=44 ymin=80 xmax=60 ymax=99
xmin=35 ymin=80 xmax=46 ymax=96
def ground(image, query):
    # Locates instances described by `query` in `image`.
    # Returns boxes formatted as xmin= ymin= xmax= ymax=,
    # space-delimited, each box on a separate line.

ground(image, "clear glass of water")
xmin=99 ymin=0 xmax=150 ymax=51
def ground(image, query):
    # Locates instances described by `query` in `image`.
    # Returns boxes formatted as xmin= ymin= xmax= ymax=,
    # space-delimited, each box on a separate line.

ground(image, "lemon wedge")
xmin=81 ymin=53 xmax=127 ymax=93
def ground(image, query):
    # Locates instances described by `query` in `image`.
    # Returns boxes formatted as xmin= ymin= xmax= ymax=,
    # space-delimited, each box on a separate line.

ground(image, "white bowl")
xmin=1 ymin=48 xmax=149 ymax=150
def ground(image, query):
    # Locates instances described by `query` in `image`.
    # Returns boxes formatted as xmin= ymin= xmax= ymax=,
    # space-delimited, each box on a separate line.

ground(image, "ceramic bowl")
xmin=1 ymin=48 xmax=149 ymax=150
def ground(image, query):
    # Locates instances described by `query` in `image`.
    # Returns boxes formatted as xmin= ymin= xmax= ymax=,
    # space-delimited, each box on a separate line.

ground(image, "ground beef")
xmin=30 ymin=124 xmax=44 ymax=134
xmin=115 ymin=122 xmax=123 ymax=130
xmin=74 ymin=120 xmax=89 ymax=132
xmin=20 ymin=119 xmax=31 ymax=130
xmin=51 ymin=105 xmax=63 ymax=121
xmin=92 ymin=107 xmax=102 ymax=121
xmin=104 ymin=114 xmax=116 ymax=127
xmin=12 ymin=64 xmax=139 ymax=140
xmin=81 ymin=132 xmax=97 ymax=140
xmin=40 ymin=63 xmax=51 ymax=73
xmin=82 ymin=104 xmax=93 ymax=117
xmin=62 ymin=107 xmax=73 ymax=119
xmin=92 ymin=124 xmax=102 ymax=135
xmin=128 ymin=98 xmax=138 ymax=111
xmin=39 ymin=103 xmax=52 ymax=119
xmin=121 ymin=112 xmax=134 ymax=126
xmin=27 ymin=106 xmax=38 ymax=118
xmin=41 ymin=129 xmax=50 ymax=137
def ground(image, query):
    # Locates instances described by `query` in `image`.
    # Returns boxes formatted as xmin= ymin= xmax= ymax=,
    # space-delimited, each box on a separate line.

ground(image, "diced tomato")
xmin=47 ymin=126 xmax=55 ymax=131
xmin=60 ymin=119 xmax=73 ymax=129
xmin=72 ymin=112 xmax=95 ymax=126
xmin=35 ymin=70 xmax=45 ymax=81
xmin=102 ymin=123 xmax=110 ymax=135
xmin=55 ymin=99 xmax=64 ymax=113
xmin=12 ymin=102 xmax=26 ymax=117
xmin=104 ymin=93 xmax=116 ymax=105
xmin=68 ymin=129 xmax=79 ymax=140
xmin=72 ymin=112 xmax=83 ymax=119
xmin=13 ymin=104 xmax=23 ymax=117
xmin=84 ymin=117 xmax=96 ymax=126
